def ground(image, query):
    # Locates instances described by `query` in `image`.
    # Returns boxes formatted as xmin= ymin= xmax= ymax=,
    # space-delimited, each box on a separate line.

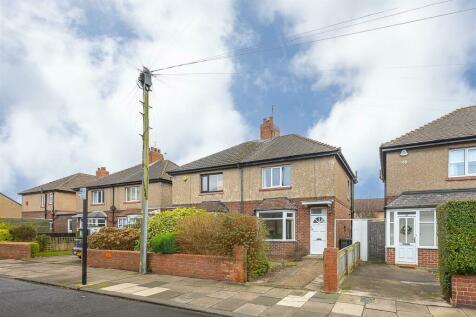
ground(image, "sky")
xmin=1 ymin=0 xmax=476 ymax=202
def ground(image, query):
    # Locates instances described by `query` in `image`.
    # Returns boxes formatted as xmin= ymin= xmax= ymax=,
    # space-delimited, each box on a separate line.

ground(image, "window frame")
xmin=92 ymin=190 xmax=104 ymax=205
xmin=47 ymin=192 xmax=53 ymax=205
xmin=40 ymin=194 xmax=45 ymax=208
xmin=448 ymin=147 xmax=476 ymax=177
xmin=256 ymin=210 xmax=295 ymax=241
xmin=125 ymin=186 xmax=140 ymax=202
xmin=200 ymin=173 xmax=224 ymax=193
xmin=419 ymin=210 xmax=437 ymax=248
xmin=117 ymin=215 xmax=140 ymax=229
xmin=261 ymin=165 xmax=291 ymax=189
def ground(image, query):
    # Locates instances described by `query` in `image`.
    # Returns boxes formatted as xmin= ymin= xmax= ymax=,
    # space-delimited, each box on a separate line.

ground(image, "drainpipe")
xmin=51 ymin=192 xmax=55 ymax=232
xmin=239 ymin=164 xmax=244 ymax=214
xmin=112 ymin=186 xmax=116 ymax=227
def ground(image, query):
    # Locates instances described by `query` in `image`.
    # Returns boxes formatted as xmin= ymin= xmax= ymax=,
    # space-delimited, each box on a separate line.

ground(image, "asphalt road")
xmin=0 ymin=278 xmax=219 ymax=317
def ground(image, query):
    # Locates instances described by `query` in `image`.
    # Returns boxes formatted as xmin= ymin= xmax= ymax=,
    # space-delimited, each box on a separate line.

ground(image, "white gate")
xmin=352 ymin=219 xmax=368 ymax=261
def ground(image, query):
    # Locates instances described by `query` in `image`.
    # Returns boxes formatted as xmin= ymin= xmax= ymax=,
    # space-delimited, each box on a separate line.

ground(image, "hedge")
xmin=148 ymin=208 xmax=205 ymax=239
xmin=437 ymin=201 xmax=476 ymax=300
xmin=88 ymin=228 xmax=140 ymax=250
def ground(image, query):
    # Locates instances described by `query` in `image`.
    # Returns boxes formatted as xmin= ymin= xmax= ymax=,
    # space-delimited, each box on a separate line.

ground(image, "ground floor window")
xmin=117 ymin=215 xmax=140 ymax=229
xmin=386 ymin=209 xmax=437 ymax=248
xmin=79 ymin=217 xmax=106 ymax=228
xmin=257 ymin=210 xmax=295 ymax=241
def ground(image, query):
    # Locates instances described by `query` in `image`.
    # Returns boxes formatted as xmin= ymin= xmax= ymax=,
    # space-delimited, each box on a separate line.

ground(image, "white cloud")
xmin=258 ymin=0 xmax=476 ymax=195
xmin=0 ymin=0 xmax=248 ymax=197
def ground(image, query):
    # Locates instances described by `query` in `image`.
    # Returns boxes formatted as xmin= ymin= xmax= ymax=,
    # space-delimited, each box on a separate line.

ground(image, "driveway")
xmin=341 ymin=263 xmax=444 ymax=304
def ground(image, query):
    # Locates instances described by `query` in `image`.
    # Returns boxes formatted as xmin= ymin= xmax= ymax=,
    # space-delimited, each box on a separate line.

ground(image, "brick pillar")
xmin=232 ymin=245 xmax=246 ymax=283
xmin=323 ymin=247 xmax=339 ymax=293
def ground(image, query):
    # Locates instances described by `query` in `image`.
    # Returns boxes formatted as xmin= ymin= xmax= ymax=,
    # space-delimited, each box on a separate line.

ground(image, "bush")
xmin=88 ymin=228 xmax=140 ymax=250
xmin=176 ymin=213 xmax=270 ymax=280
xmin=148 ymin=208 xmax=205 ymax=239
xmin=0 ymin=222 xmax=11 ymax=230
xmin=151 ymin=233 xmax=177 ymax=254
xmin=36 ymin=234 xmax=49 ymax=252
xmin=9 ymin=224 xmax=37 ymax=242
xmin=437 ymin=201 xmax=476 ymax=300
xmin=0 ymin=229 xmax=12 ymax=241
xmin=30 ymin=242 xmax=39 ymax=257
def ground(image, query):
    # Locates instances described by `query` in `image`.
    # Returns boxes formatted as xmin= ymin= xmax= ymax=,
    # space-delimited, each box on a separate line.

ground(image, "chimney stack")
xmin=149 ymin=147 xmax=164 ymax=163
xmin=96 ymin=167 xmax=109 ymax=178
xmin=260 ymin=116 xmax=280 ymax=140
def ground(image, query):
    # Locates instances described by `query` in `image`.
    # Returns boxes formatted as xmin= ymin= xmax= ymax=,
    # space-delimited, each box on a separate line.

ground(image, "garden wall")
xmin=0 ymin=242 xmax=31 ymax=259
xmin=451 ymin=275 xmax=476 ymax=307
xmin=88 ymin=245 xmax=246 ymax=283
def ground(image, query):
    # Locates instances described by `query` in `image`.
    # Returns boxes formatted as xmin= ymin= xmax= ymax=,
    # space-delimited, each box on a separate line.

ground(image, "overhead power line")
xmin=151 ymin=6 xmax=475 ymax=73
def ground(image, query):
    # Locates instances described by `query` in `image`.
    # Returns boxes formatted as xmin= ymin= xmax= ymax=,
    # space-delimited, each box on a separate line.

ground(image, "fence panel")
xmin=337 ymin=242 xmax=361 ymax=284
xmin=44 ymin=237 xmax=75 ymax=252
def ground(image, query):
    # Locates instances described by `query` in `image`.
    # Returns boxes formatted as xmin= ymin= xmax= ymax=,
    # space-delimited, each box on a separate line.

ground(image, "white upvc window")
xmin=257 ymin=210 xmax=295 ymax=241
xmin=80 ymin=217 xmax=106 ymax=228
xmin=419 ymin=210 xmax=437 ymax=247
xmin=388 ymin=211 xmax=395 ymax=246
xmin=40 ymin=195 xmax=45 ymax=208
xmin=92 ymin=190 xmax=104 ymax=205
xmin=67 ymin=219 xmax=73 ymax=233
xmin=117 ymin=215 xmax=140 ymax=229
xmin=449 ymin=148 xmax=476 ymax=177
xmin=262 ymin=165 xmax=291 ymax=188
xmin=47 ymin=192 xmax=53 ymax=205
xmin=125 ymin=186 xmax=140 ymax=202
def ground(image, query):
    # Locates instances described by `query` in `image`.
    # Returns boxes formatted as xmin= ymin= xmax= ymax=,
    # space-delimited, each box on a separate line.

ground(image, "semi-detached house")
xmin=169 ymin=117 xmax=357 ymax=259
xmin=380 ymin=105 xmax=476 ymax=268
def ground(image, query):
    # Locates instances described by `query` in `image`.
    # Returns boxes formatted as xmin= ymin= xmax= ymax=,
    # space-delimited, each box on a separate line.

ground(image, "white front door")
xmin=310 ymin=213 xmax=327 ymax=255
xmin=396 ymin=215 xmax=417 ymax=264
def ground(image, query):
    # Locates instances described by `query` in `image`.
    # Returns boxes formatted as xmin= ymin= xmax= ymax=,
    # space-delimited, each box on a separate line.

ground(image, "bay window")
xmin=92 ymin=190 xmax=104 ymax=204
xmin=257 ymin=210 xmax=295 ymax=241
xmin=449 ymin=148 xmax=476 ymax=177
xmin=262 ymin=165 xmax=291 ymax=188
xmin=125 ymin=186 xmax=140 ymax=202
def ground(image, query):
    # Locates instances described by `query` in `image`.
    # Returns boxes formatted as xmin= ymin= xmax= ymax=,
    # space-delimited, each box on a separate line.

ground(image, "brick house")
xmin=83 ymin=147 xmax=178 ymax=229
xmin=169 ymin=117 xmax=357 ymax=259
xmin=380 ymin=105 xmax=476 ymax=268
xmin=19 ymin=172 xmax=99 ymax=232
xmin=354 ymin=198 xmax=384 ymax=219
xmin=0 ymin=192 xmax=22 ymax=218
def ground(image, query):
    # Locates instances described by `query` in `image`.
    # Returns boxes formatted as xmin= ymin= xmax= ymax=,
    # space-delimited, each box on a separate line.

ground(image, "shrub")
xmin=437 ymin=201 xmax=476 ymax=300
xmin=30 ymin=242 xmax=39 ymax=257
xmin=9 ymin=224 xmax=37 ymax=242
xmin=151 ymin=232 xmax=177 ymax=254
xmin=88 ymin=228 xmax=140 ymax=250
xmin=0 ymin=222 xmax=11 ymax=230
xmin=0 ymin=229 xmax=12 ymax=241
xmin=176 ymin=213 xmax=270 ymax=280
xmin=148 ymin=208 xmax=205 ymax=239
xmin=36 ymin=234 xmax=49 ymax=252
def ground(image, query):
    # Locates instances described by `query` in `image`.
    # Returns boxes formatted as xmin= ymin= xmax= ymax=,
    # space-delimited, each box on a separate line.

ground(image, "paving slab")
xmin=171 ymin=293 xmax=202 ymax=304
xmin=138 ymin=281 xmax=168 ymax=288
xmin=462 ymin=307 xmax=476 ymax=317
xmin=208 ymin=290 xmax=238 ymax=299
xmin=148 ymin=290 xmax=182 ymax=300
xmin=332 ymin=302 xmax=364 ymax=316
xmin=396 ymin=311 xmax=430 ymax=317
xmin=189 ymin=296 xmax=222 ymax=308
xmin=338 ymin=294 xmax=365 ymax=305
xmin=211 ymin=298 xmax=248 ymax=311
xmin=251 ymin=296 xmax=281 ymax=306
xmin=234 ymin=303 xmax=268 ymax=316
xmin=262 ymin=305 xmax=298 ymax=317
xmin=133 ymin=287 xmax=168 ymax=297
xmin=301 ymin=299 xmax=333 ymax=314
xmin=428 ymin=306 xmax=467 ymax=317
xmin=365 ymin=298 xmax=396 ymax=312
xmin=396 ymin=301 xmax=430 ymax=314
xmin=231 ymin=291 xmax=261 ymax=301
xmin=291 ymin=310 xmax=325 ymax=317
xmin=363 ymin=309 xmax=397 ymax=317
xmin=265 ymin=288 xmax=293 ymax=298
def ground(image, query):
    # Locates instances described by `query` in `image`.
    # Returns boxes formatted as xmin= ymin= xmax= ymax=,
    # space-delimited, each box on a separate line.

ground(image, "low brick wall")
xmin=452 ymin=275 xmax=476 ymax=307
xmin=0 ymin=242 xmax=32 ymax=260
xmin=418 ymin=248 xmax=438 ymax=268
xmin=88 ymin=245 xmax=246 ymax=283
xmin=323 ymin=247 xmax=338 ymax=292
xmin=385 ymin=248 xmax=395 ymax=265
xmin=88 ymin=249 xmax=140 ymax=271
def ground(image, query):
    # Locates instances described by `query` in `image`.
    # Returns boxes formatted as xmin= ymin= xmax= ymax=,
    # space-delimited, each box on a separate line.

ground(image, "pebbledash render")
xmin=380 ymin=105 xmax=476 ymax=268
xmin=169 ymin=117 xmax=357 ymax=259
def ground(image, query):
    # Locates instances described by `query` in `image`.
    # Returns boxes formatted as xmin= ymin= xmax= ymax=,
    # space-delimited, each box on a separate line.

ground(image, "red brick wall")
xmin=0 ymin=243 xmax=32 ymax=259
xmin=323 ymin=247 xmax=338 ymax=293
xmin=332 ymin=200 xmax=352 ymax=248
xmin=386 ymin=247 xmax=395 ymax=264
xmin=88 ymin=249 xmax=140 ymax=271
xmin=150 ymin=245 xmax=246 ymax=283
xmin=22 ymin=211 xmax=47 ymax=219
xmin=452 ymin=275 xmax=476 ymax=307
xmin=88 ymin=246 xmax=246 ymax=283
xmin=268 ymin=241 xmax=298 ymax=259
xmin=418 ymin=248 xmax=438 ymax=268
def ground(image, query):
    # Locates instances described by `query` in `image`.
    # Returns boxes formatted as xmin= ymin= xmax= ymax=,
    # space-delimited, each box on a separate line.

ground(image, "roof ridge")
xmin=382 ymin=105 xmax=476 ymax=147
xmin=292 ymin=134 xmax=338 ymax=150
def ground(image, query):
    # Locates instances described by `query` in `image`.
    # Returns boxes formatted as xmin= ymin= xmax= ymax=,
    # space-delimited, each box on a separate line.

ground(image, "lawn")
xmin=36 ymin=250 xmax=72 ymax=257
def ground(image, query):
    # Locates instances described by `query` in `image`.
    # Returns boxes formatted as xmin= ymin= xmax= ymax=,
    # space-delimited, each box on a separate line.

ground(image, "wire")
xmin=151 ymin=3 xmax=473 ymax=72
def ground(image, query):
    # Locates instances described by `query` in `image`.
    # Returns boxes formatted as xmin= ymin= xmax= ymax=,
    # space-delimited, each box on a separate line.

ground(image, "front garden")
xmin=87 ymin=208 xmax=270 ymax=281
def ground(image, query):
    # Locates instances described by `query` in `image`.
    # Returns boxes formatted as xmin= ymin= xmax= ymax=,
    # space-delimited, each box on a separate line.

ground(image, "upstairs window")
xmin=262 ymin=165 xmax=291 ymax=188
xmin=200 ymin=173 xmax=223 ymax=193
xmin=92 ymin=190 xmax=104 ymax=205
xmin=449 ymin=148 xmax=476 ymax=177
xmin=40 ymin=195 xmax=45 ymax=208
xmin=47 ymin=192 xmax=53 ymax=205
xmin=125 ymin=186 xmax=140 ymax=202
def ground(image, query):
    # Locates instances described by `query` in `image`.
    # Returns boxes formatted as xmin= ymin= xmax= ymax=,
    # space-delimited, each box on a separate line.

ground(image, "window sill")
xmin=199 ymin=191 xmax=224 ymax=196
xmin=92 ymin=203 xmax=104 ymax=206
xmin=260 ymin=186 xmax=292 ymax=192
xmin=124 ymin=201 xmax=140 ymax=204
xmin=446 ymin=176 xmax=476 ymax=181
xmin=418 ymin=246 xmax=438 ymax=249
xmin=265 ymin=239 xmax=296 ymax=242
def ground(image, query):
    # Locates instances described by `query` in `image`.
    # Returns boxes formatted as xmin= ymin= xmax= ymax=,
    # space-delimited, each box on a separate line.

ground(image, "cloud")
xmin=257 ymin=0 xmax=476 ymax=196
xmin=0 ymin=0 xmax=248 ymax=198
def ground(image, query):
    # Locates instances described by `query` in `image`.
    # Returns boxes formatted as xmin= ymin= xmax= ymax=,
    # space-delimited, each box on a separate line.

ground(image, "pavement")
xmin=0 ymin=256 xmax=475 ymax=317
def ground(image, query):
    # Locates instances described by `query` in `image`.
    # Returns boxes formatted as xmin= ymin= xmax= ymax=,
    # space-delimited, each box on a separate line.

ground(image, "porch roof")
xmin=386 ymin=188 xmax=476 ymax=209
xmin=255 ymin=197 xmax=298 ymax=211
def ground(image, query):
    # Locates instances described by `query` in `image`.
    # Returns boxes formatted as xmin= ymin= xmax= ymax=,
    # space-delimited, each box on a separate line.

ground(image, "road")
xmin=0 ymin=278 xmax=220 ymax=317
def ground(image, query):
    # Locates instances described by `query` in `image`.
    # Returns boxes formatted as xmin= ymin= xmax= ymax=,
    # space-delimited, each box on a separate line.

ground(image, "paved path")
xmin=0 ymin=277 xmax=214 ymax=317
xmin=0 ymin=257 xmax=475 ymax=317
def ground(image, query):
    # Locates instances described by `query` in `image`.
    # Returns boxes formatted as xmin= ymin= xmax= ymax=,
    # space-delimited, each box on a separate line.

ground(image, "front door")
xmin=396 ymin=215 xmax=417 ymax=265
xmin=310 ymin=213 xmax=327 ymax=255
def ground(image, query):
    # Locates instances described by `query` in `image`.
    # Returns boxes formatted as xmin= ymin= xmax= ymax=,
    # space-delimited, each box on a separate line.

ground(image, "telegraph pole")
xmin=138 ymin=67 xmax=152 ymax=274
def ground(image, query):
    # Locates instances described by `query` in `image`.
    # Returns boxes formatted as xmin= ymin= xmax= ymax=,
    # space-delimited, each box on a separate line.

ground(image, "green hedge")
xmin=148 ymin=208 xmax=205 ymax=239
xmin=151 ymin=233 xmax=177 ymax=254
xmin=437 ymin=201 xmax=476 ymax=300
xmin=30 ymin=242 xmax=40 ymax=258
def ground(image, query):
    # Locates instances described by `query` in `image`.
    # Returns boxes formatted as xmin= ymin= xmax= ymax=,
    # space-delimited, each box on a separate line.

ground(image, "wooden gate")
xmin=367 ymin=221 xmax=385 ymax=262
